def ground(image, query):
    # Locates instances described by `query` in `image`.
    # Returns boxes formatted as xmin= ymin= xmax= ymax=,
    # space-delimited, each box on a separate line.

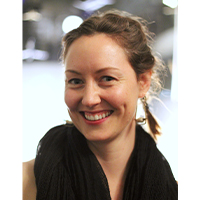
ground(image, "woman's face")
xmin=64 ymin=34 xmax=151 ymax=142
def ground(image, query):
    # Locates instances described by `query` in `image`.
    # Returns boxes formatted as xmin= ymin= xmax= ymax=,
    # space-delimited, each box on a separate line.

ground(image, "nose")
xmin=81 ymin=82 xmax=101 ymax=108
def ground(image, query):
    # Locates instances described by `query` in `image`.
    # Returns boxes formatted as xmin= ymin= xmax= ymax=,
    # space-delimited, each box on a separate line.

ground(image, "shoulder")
xmin=34 ymin=124 xmax=76 ymax=180
xmin=36 ymin=124 xmax=74 ymax=153
xmin=135 ymin=126 xmax=178 ymax=196
xmin=40 ymin=124 xmax=74 ymax=141
xmin=136 ymin=125 xmax=176 ymax=178
xmin=23 ymin=159 xmax=36 ymax=200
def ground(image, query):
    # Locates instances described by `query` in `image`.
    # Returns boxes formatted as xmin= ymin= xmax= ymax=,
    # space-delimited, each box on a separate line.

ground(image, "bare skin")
xmin=23 ymin=159 xmax=36 ymax=200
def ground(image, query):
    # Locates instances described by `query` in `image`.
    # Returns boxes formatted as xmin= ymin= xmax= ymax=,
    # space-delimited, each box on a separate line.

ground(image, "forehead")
xmin=65 ymin=34 xmax=129 ymax=69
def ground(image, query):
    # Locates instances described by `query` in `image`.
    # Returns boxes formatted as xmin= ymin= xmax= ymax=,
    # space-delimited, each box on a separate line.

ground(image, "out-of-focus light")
xmin=23 ymin=9 xmax=42 ymax=21
xmin=163 ymin=7 xmax=175 ymax=15
xmin=163 ymin=0 xmax=178 ymax=8
xmin=23 ymin=49 xmax=49 ymax=62
xmin=23 ymin=37 xmax=49 ymax=62
xmin=73 ymin=0 xmax=115 ymax=12
xmin=62 ymin=15 xmax=83 ymax=34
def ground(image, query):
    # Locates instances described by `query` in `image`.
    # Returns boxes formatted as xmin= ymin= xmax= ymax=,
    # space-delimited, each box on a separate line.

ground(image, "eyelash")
xmin=66 ymin=76 xmax=116 ymax=88
xmin=67 ymin=78 xmax=83 ymax=85
xmin=101 ymin=76 xmax=115 ymax=82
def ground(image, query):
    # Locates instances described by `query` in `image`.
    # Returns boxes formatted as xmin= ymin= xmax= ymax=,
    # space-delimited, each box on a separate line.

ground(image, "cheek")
xmin=64 ymin=89 xmax=79 ymax=110
xmin=117 ymin=82 xmax=138 ymax=99
xmin=104 ymin=86 xmax=137 ymax=109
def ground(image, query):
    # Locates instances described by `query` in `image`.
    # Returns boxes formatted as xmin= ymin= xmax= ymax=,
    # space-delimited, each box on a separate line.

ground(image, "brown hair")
xmin=61 ymin=9 xmax=165 ymax=139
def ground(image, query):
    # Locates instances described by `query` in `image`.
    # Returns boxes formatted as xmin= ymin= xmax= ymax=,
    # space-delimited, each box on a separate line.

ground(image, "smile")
xmin=82 ymin=111 xmax=113 ymax=121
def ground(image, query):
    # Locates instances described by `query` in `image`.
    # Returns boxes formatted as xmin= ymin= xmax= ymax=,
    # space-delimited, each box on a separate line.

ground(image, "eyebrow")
xmin=65 ymin=69 xmax=82 ymax=75
xmin=95 ymin=67 xmax=120 ymax=74
xmin=65 ymin=67 xmax=120 ymax=75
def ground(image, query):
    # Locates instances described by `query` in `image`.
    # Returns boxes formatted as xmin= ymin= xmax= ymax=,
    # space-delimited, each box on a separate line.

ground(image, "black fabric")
xmin=34 ymin=124 xmax=178 ymax=200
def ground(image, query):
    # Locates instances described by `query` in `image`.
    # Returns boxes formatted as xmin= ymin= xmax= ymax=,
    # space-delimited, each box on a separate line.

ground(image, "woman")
xmin=23 ymin=9 xmax=178 ymax=200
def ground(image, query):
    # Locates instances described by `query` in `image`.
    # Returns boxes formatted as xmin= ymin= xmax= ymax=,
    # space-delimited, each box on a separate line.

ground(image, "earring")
xmin=141 ymin=96 xmax=149 ymax=112
xmin=136 ymin=96 xmax=148 ymax=125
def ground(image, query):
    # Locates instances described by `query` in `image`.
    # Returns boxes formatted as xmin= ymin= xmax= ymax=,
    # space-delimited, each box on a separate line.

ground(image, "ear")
xmin=138 ymin=70 xmax=152 ymax=98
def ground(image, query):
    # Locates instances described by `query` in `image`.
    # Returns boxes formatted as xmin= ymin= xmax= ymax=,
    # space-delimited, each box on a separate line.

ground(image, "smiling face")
xmin=64 ymin=34 xmax=151 ymax=143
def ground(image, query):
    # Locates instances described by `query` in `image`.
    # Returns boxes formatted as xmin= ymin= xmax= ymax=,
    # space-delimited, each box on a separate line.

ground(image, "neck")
xmin=87 ymin=121 xmax=136 ymax=200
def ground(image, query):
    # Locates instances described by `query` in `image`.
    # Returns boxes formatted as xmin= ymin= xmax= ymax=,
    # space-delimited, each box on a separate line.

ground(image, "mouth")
xmin=80 ymin=110 xmax=113 ymax=121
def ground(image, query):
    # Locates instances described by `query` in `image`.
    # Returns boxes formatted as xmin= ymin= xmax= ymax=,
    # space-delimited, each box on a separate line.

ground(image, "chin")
xmin=77 ymin=126 xmax=115 ymax=143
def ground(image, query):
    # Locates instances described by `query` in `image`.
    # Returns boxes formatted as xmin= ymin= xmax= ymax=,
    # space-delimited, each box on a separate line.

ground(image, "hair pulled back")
xmin=61 ymin=9 xmax=165 ymax=139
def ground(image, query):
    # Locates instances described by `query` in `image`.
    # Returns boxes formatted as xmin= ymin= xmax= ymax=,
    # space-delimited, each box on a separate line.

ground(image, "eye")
xmin=101 ymin=76 xmax=115 ymax=82
xmin=68 ymin=78 xmax=84 ymax=85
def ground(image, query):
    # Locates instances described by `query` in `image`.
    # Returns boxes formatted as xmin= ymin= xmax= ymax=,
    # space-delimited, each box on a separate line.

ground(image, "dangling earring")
xmin=136 ymin=96 xmax=148 ymax=125
xmin=136 ymin=96 xmax=161 ymax=140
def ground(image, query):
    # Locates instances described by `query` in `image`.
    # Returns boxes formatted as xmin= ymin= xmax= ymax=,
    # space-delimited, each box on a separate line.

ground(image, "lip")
xmin=80 ymin=110 xmax=113 ymax=125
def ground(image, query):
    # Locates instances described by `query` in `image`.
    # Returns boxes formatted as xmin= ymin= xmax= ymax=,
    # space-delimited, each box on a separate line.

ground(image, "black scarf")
xmin=34 ymin=124 xmax=178 ymax=200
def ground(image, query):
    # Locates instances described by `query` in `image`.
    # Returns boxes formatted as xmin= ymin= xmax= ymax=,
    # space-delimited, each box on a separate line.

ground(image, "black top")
xmin=34 ymin=124 xmax=178 ymax=200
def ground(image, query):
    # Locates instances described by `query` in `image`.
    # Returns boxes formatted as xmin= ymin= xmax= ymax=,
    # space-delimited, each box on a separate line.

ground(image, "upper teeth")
xmin=85 ymin=111 xmax=111 ymax=121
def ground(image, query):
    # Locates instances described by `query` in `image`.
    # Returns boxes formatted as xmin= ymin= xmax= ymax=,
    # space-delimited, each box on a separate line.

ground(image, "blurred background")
xmin=23 ymin=0 xmax=178 ymax=180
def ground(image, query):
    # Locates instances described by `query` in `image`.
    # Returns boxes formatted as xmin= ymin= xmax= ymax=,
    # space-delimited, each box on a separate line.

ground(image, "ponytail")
xmin=140 ymin=96 xmax=161 ymax=140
